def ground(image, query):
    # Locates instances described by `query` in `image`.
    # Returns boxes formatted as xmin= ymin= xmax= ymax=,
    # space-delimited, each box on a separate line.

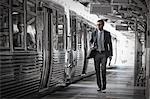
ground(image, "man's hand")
xmin=89 ymin=43 xmax=94 ymax=49
xmin=109 ymin=56 xmax=112 ymax=60
xmin=108 ymin=56 xmax=112 ymax=66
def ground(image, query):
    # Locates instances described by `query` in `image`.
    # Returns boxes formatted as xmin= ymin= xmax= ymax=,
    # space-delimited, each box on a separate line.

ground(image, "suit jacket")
xmin=90 ymin=29 xmax=113 ymax=57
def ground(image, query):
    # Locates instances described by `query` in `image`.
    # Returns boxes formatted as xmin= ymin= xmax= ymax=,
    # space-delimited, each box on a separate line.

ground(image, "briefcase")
xmin=86 ymin=48 xmax=96 ymax=59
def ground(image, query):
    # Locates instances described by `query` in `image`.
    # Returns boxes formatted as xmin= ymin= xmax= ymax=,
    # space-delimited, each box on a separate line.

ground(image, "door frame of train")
xmin=82 ymin=23 xmax=88 ymax=74
xmin=39 ymin=7 xmax=53 ymax=92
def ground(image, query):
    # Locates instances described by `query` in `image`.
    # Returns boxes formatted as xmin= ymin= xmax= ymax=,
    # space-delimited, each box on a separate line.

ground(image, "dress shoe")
xmin=101 ymin=90 xmax=106 ymax=93
xmin=102 ymin=86 xmax=106 ymax=90
xmin=97 ymin=88 xmax=102 ymax=91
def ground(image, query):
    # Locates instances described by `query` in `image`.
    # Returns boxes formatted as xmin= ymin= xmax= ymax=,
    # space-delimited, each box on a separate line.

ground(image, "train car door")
xmin=66 ymin=11 xmax=77 ymax=80
xmin=39 ymin=8 xmax=52 ymax=91
xmin=76 ymin=19 xmax=85 ymax=75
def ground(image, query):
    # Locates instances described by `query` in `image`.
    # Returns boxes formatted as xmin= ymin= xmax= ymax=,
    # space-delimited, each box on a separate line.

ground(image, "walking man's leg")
xmin=94 ymin=53 xmax=101 ymax=90
xmin=101 ymin=54 xmax=107 ymax=90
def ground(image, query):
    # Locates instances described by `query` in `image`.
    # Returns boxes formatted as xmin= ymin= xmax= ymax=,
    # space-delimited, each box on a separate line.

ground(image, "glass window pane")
xmin=12 ymin=0 xmax=24 ymax=49
xmin=27 ymin=14 xmax=36 ymax=49
xmin=77 ymin=22 xmax=82 ymax=45
xmin=72 ymin=17 xmax=76 ymax=51
xmin=57 ymin=13 xmax=64 ymax=50
xmin=52 ymin=10 xmax=58 ymax=50
xmin=0 ymin=5 xmax=9 ymax=48
xmin=12 ymin=12 xmax=24 ymax=48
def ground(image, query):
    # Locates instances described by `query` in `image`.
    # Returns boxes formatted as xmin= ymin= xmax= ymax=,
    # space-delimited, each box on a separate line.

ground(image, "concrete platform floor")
xmin=41 ymin=65 xmax=145 ymax=99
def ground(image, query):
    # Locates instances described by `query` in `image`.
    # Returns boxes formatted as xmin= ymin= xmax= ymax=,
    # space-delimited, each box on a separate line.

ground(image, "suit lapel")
xmin=93 ymin=30 xmax=97 ymax=43
xmin=103 ymin=30 xmax=106 ymax=42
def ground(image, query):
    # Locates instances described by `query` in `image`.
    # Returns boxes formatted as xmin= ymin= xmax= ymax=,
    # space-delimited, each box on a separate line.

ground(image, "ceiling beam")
xmin=102 ymin=14 xmax=135 ymax=23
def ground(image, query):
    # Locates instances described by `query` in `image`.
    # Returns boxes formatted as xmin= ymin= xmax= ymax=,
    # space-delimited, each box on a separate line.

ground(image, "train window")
xmin=57 ymin=13 xmax=64 ymax=50
xmin=26 ymin=0 xmax=37 ymax=50
xmin=26 ymin=15 xmax=36 ymax=50
xmin=77 ymin=22 xmax=81 ymax=31
xmin=12 ymin=0 xmax=24 ymax=49
xmin=12 ymin=0 xmax=37 ymax=50
xmin=65 ymin=15 xmax=68 ymax=50
xmin=52 ymin=11 xmax=64 ymax=51
xmin=0 ymin=5 xmax=10 ymax=48
xmin=12 ymin=14 xmax=24 ymax=48
xmin=72 ymin=17 xmax=77 ymax=51
xmin=52 ymin=10 xmax=58 ymax=50
xmin=77 ymin=21 xmax=82 ymax=46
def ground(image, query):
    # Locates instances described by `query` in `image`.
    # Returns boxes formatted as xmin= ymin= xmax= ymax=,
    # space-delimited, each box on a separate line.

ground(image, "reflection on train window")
xmin=27 ymin=0 xmax=37 ymax=50
xmin=12 ymin=0 xmax=37 ymax=50
xmin=0 ymin=5 xmax=9 ymax=48
xmin=57 ymin=13 xmax=64 ymax=50
xmin=12 ymin=13 xmax=24 ymax=47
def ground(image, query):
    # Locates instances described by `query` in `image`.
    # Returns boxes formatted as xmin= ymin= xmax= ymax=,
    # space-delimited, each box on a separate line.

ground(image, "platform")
xmin=36 ymin=65 xmax=145 ymax=99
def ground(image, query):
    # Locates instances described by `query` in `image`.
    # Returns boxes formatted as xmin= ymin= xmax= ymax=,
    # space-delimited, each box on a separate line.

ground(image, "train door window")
xmin=0 ymin=2 xmax=10 ymax=49
xmin=72 ymin=16 xmax=76 ymax=51
xmin=77 ymin=21 xmax=82 ymax=49
xmin=57 ymin=13 xmax=64 ymax=50
xmin=64 ymin=15 xmax=68 ymax=50
xmin=52 ymin=10 xmax=58 ymax=50
xmin=26 ymin=0 xmax=37 ymax=50
xmin=12 ymin=0 xmax=25 ymax=49
xmin=87 ymin=26 xmax=93 ymax=50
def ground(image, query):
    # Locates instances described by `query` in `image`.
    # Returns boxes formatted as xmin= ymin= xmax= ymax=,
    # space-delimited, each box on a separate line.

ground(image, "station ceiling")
xmin=74 ymin=0 xmax=149 ymax=41
xmin=76 ymin=0 xmax=148 ymax=21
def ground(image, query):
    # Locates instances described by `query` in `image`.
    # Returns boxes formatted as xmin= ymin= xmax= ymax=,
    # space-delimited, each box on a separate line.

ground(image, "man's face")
xmin=18 ymin=24 xmax=24 ymax=32
xmin=97 ymin=21 xmax=104 ymax=30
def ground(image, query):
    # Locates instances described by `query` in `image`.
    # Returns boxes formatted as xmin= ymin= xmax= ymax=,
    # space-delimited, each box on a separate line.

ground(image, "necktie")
xmin=98 ymin=31 xmax=102 ymax=52
xmin=98 ymin=31 xmax=105 ymax=52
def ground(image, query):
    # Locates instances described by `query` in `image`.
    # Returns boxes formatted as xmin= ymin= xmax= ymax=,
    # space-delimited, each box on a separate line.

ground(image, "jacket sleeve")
xmin=108 ymin=32 xmax=113 ymax=56
xmin=89 ymin=32 xmax=94 ymax=44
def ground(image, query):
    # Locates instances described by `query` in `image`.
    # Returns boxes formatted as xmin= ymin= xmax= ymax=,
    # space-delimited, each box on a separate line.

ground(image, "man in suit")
xmin=13 ymin=22 xmax=35 ymax=49
xmin=90 ymin=19 xmax=113 ymax=91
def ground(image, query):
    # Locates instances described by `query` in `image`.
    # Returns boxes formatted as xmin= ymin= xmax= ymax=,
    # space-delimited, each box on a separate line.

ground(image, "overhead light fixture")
xmin=12 ymin=12 xmax=19 ymax=14
xmin=112 ymin=0 xmax=130 ymax=4
xmin=116 ymin=25 xmax=128 ymax=31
